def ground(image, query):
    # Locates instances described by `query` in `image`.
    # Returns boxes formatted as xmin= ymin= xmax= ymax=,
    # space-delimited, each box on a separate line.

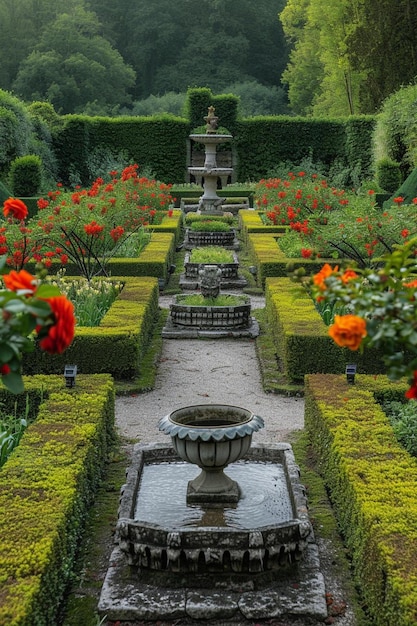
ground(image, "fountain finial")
xmin=204 ymin=105 xmax=219 ymax=134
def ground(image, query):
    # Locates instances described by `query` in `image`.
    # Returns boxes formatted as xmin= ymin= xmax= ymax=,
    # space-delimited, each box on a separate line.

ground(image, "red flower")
xmin=84 ymin=221 xmax=104 ymax=236
xmin=3 ymin=269 xmax=38 ymax=294
xmin=401 ymin=229 xmax=410 ymax=238
xmin=301 ymin=248 xmax=313 ymax=258
xmin=3 ymin=198 xmax=28 ymax=220
xmin=39 ymin=296 xmax=75 ymax=354
xmin=110 ymin=226 xmax=124 ymax=242
xmin=405 ymin=371 xmax=417 ymax=399
xmin=37 ymin=198 xmax=49 ymax=210
xmin=0 ymin=364 xmax=11 ymax=375
xmin=393 ymin=196 xmax=404 ymax=205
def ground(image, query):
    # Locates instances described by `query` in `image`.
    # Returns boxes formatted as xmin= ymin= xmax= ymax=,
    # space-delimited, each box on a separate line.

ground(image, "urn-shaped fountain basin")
xmin=159 ymin=404 xmax=264 ymax=504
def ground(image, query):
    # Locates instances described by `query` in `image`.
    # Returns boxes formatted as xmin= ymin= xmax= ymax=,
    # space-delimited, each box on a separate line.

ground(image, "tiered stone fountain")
xmin=184 ymin=107 xmax=240 ymax=249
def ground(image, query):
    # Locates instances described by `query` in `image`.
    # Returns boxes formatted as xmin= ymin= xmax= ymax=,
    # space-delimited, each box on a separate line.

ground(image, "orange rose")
xmin=328 ymin=314 xmax=367 ymax=351
xmin=3 ymin=198 xmax=28 ymax=221
xmin=313 ymin=263 xmax=338 ymax=291
xmin=341 ymin=269 xmax=358 ymax=284
xmin=3 ymin=269 xmax=38 ymax=294
xmin=39 ymin=296 xmax=75 ymax=354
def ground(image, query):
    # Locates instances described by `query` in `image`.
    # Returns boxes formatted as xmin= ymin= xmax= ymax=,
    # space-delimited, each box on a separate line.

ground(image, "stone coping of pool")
xmin=98 ymin=442 xmax=328 ymax=622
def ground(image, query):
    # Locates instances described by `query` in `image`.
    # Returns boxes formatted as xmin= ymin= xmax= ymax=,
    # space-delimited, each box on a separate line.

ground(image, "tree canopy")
xmin=0 ymin=0 xmax=289 ymax=113
xmin=280 ymin=0 xmax=417 ymax=116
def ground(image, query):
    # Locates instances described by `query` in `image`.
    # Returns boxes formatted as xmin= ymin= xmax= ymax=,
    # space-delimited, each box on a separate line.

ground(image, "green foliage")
xmin=190 ymin=247 xmax=234 ymax=264
xmin=234 ymin=116 xmax=375 ymax=183
xmin=9 ymin=154 xmax=42 ymax=196
xmin=54 ymin=115 xmax=189 ymax=186
xmin=177 ymin=293 xmax=246 ymax=307
xmin=125 ymin=92 xmax=187 ymax=117
xmin=189 ymin=220 xmax=230 ymax=232
xmin=265 ymin=276 xmax=386 ymax=383
xmin=305 ymin=374 xmax=417 ymax=626
xmin=0 ymin=397 xmax=29 ymax=467
xmin=12 ymin=7 xmax=136 ymax=115
xmin=185 ymin=212 xmax=235 ymax=225
xmin=0 ymin=90 xmax=32 ymax=174
xmin=382 ymin=399 xmax=417 ymax=457
xmin=0 ymin=373 xmax=115 ymax=626
xmin=23 ymin=277 xmax=160 ymax=379
xmin=373 ymin=84 xmax=417 ymax=174
xmin=376 ymin=157 xmax=402 ymax=193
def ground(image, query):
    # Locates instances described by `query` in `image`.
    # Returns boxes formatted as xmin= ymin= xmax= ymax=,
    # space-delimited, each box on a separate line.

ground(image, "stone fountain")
xmin=162 ymin=264 xmax=259 ymax=338
xmin=188 ymin=106 xmax=233 ymax=216
xmin=98 ymin=403 xmax=327 ymax=622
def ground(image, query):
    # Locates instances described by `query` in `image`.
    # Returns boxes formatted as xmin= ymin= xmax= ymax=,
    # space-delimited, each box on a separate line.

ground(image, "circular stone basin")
xmin=189 ymin=133 xmax=233 ymax=145
xmin=159 ymin=404 xmax=264 ymax=503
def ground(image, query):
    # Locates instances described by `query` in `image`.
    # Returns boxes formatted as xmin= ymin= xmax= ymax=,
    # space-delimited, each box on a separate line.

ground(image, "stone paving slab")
xmin=98 ymin=542 xmax=327 ymax=622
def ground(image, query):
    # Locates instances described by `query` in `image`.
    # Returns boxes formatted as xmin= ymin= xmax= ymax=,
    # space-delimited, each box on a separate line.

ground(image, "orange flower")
xmin=313 ymin=263 xmax=338 ymax=291
xmin=39 ymin=296 xmax=75 ymax=354
xmin=3 ymin=269 xmax=38 ymax=294
xmin=3 ymin=198 xmax=28 ymax=220
xmin=340 ymin=269 xmax=358 ymax=284
xmin=404 ymin=279 xmax=417 ymax=288
xmin=328 ymin=315 xmax=367 ymax=351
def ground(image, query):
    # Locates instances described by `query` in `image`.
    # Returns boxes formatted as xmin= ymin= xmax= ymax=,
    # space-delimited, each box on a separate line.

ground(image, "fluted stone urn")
xmin=158 ymin=404 xmax=264 ymax=504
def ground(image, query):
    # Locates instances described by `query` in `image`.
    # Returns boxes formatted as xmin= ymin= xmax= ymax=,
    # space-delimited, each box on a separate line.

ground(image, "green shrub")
xmin=9 ymin=154 xmax=42 ymax=196
xmin=189 ymin=219 xmax=230 ymax=232
xmin=376 ymin=157 xmax=402 ymax=193
xmin=305 ymin=374 xmax=417 ymax=626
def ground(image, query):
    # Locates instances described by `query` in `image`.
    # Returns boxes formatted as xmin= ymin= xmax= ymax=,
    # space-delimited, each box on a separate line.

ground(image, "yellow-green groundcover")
xmin=305 ymin=374 xmax=417 ymax=626
xmin=0 ymin=374 xmax=115 ymax=626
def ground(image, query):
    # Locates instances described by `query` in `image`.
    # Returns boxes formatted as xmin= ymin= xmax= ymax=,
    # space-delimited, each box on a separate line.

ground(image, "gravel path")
xmin=116 ymin=294 xmax=304 ymax=444
xmin=113 ymin=295 xmax=358 ymax=626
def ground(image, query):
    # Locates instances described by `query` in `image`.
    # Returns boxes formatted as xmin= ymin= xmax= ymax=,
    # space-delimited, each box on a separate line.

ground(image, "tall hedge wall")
xmin=53 ymin=114 xmax=191 ymax=186
xmin=234 ymin=116 xmax=376 ymax=181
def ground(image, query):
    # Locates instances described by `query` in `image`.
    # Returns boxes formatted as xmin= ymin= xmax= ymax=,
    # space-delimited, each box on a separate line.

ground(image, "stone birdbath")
xmin=158 ymin=404 xmax=264 ymax=504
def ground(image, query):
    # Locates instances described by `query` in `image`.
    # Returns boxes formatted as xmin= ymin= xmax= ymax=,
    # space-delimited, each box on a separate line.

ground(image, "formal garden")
xmin=1 ymin=85 xmax=417 ymax=625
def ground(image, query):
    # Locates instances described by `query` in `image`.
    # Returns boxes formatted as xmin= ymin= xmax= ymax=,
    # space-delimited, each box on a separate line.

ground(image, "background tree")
xmin=345 ymin=0 xmax=417 ymax=113
xmin=89 ymin=0 xmax=289 ymax=100
xmin=280 ymin=0 xmax=361 ymax=116
xmin=12 ymin=7 xmax=135 ymax=114
xmin=0 ymin=0 xmax=85 ymax=91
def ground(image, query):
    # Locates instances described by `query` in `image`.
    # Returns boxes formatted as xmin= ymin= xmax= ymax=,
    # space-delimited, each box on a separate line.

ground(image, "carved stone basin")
xmin=159 ymin=404 xmax=264 ymax=504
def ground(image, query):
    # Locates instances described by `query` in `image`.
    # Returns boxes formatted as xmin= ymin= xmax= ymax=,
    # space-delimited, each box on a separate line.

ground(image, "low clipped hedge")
xmin=246 ymin=232 xmax=328 ymax=287
xmin=265 ymin=277 xmax=386 ymax=382
xmin=26 ymin=232 xmax=176 ymax=284
xmin=305 ymin=374 xmax=417 ymax=626
xmin=0 ymin=374 xmax=115 ymax=626
xmin=239 ymin=209 xmax=287 ymax=246
xmin=23 ymin=276 xmax=159 ymax=380
xmin=146 ymin=209 xmax=183 ymax=245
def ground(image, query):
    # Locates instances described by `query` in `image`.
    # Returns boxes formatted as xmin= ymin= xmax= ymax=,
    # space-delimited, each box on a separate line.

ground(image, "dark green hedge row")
xmin=305 ymin=374 xmax=417 ymax=626
xmin=0 ymin=374 xmax=115 ymax=626
xmin=234 ymin=116 xmax=376 ymax=181
xmin=265 ymin=277 xmax=386 ymax=382
xmin=53 ymin=115 xmax=191 ymax=186
xmin=49 ymin=109 xmax=376 ymax=188
xmin=23 ymin=277 xmax=159 ymax=380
